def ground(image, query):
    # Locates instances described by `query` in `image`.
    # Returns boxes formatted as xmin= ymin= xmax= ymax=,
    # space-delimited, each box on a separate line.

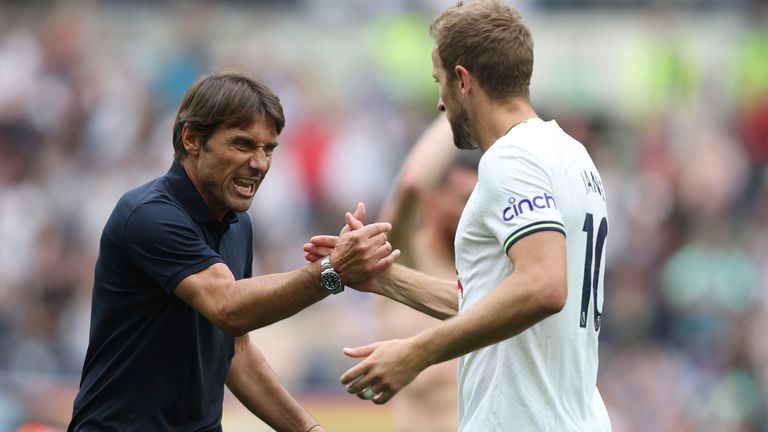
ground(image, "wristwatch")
xmin=320 ymin=256 xmax=344 ymax=294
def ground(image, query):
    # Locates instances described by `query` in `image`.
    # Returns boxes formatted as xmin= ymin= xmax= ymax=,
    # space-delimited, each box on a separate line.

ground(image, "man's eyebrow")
xmin=230 ymin=134 xmax=279 ymax=147
xmin=229 ymin=134 xmax=255 ymax=144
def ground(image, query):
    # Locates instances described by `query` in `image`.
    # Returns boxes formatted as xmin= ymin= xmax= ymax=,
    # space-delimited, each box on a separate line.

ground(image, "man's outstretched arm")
xmin=304 ymin=213 xmax=457 ymax=320
xmin=177 ymin=217 xmax=399 ymax=337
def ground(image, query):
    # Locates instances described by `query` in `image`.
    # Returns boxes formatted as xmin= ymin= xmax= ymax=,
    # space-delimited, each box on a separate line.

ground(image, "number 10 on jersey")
xmin=579 ymin=213 xmax=607 ymax=331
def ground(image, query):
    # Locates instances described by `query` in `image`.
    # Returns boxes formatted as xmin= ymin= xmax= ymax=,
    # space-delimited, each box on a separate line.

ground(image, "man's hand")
xmin=304 ymin=207 xmax=395 ymax=292
xmin=329 ymin=213 xmax=400 ymax=285
xmin=309 ymin=202 xmax=400 ymax=285
xmin=340 ymin=339 xmax=427 ymax=404
xmin=303 ymin=202 xmax=366 ymax=262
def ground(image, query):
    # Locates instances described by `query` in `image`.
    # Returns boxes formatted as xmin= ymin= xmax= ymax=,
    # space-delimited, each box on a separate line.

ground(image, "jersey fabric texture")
xmin=69 ymin=161 xmax=253 ymax=432
xmin=454 ymin=118 xmax=611 ymax=432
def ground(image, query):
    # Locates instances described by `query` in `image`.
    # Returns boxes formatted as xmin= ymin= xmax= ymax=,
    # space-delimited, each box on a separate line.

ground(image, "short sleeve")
xmin=476 ymin=145 xmax=565 ymax=254
xmin=124 ymin=202 xmax=223 ymax=294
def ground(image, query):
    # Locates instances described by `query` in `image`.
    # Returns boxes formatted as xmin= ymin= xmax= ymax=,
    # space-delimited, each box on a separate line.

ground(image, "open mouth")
xmin=232 ymin=177 xmax=257 ymax=197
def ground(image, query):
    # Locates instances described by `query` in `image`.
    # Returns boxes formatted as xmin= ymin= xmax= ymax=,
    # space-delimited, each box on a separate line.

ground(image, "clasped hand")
xmin=304 ymin=202 xmax=399 ymax=289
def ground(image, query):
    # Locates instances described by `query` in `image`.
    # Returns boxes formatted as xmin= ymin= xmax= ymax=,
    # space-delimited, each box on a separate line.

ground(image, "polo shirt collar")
xmin=166 ymin=160 xmax=239 ymax=226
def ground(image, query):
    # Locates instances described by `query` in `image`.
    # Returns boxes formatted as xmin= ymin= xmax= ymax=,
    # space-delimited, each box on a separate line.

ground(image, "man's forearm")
xmin=225 ymin=263 xmax=328 ymax=334
xmin=226 ymin=336 xmax=320 ymax=431
xmin=375 ymin=264 xmax=458 ymax=320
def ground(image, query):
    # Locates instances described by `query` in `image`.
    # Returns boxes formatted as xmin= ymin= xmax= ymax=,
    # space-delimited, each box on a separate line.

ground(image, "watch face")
xmin=321 ymin=271 xmax=343 ymax=293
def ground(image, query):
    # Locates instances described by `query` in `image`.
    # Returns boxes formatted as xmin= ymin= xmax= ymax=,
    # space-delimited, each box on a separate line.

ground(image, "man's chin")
xmin=229 ymin=198 xmax=254 ymax=213
xmin=453 ymin=135 xmax=478 ymax=150
xmin=454 ymin=140 xmax=478 ymax=150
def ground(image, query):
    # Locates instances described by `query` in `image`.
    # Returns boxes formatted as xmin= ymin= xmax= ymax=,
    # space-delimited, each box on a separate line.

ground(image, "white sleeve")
xmin=475 ymin=144 xmax=565 ymax=253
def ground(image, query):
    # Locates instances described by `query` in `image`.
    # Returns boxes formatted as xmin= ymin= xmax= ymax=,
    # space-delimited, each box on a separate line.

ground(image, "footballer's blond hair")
xmin=430 ymin=0 xmax=534 ymax=101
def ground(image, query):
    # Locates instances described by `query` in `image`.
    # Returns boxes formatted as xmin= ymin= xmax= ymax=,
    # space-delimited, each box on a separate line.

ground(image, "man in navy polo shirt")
xmin=68 ymin=71 xmax=399 ymax=432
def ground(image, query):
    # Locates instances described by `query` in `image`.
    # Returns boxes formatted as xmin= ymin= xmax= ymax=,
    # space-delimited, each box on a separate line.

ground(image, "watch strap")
xmin=320 ymin=256 xmax=333 ymax=272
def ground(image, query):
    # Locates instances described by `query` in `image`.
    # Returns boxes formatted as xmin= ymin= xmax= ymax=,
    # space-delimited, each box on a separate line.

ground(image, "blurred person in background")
xmin=374 ymin=115 xmax=477 ymax=432
xmin=307 ymin=1 xmax=612 ymax=430
xmin=67 ymin=71 xmax=399 ymax=432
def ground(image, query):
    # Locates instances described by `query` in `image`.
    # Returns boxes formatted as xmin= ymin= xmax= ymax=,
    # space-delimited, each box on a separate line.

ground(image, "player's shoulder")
xmin=481 ymin=132 xmax=551 ymax=179
xmin=108 ymin=177 xmax=185 ymax=229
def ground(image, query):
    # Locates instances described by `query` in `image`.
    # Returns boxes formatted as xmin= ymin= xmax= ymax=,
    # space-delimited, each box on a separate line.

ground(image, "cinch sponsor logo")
xmin=502 ymin=192 xmax=557 ymax=221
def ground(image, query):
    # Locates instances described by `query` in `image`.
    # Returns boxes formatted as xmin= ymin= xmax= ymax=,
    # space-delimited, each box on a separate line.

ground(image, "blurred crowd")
xmin=0 ymin=1 xmax=766 ymax=431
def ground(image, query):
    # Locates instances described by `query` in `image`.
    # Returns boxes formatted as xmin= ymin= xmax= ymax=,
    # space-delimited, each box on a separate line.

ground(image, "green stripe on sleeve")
xmin=503 ymin=221 xmax=565 ymax=252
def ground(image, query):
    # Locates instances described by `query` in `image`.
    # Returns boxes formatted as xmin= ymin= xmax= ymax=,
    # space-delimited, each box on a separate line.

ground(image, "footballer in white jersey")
xmin=321 ymin=3 xmax=614 ymax=431
xmin=455 ymin=117 xmax=610 ymax=431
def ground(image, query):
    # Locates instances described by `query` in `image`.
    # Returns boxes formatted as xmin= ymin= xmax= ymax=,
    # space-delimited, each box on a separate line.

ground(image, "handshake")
xmin=302 ymin=202 xmax=400 ymax=296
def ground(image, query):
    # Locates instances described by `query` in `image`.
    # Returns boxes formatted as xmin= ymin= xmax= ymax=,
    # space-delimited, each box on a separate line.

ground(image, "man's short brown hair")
xmin=172 ymin=71 xmax=285 ymax=160
xmin=430 ymin=0 xmax=534 ymax=101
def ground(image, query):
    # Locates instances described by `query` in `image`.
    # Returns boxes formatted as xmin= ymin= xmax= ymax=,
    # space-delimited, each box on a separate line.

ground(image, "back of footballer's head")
xmin=430 ymin=0 xmax=534 ymax=102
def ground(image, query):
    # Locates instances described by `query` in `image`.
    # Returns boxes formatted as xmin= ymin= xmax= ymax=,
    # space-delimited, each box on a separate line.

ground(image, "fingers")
xmin=352 ymin=202 xmax=366 ymax=224
xmin=345 ymin=211 xmax=365 ymax=230
xmin=371 ymin=241 xmax=393 ymax=261
xmin=304 ymin=252 xmax=325 ymax=262
xmin=367 ymin=232 xmax=388 ymax=250
xmin=371 ymin=249 xmax=401 ymax=273
xmin=303 ymin=243 xmax=334 ymax=259
xmin=343 ymin=343 xmax=379 ymax=359
xmin=340 ymin=221 xmax=391 ymax=243
xmin=359 ymin=221 xmax=392 ymax=236
xmin=304 ymin=236 xmax=337 ymax=261
xmin=341 ymin=203 xmax=367 ymax=236
xmin=341 ymin=342 xmax=404 ymax=405
xmin=340 ymin=361 xmax=369 ymax=387
xmin=371 ymin=391 xmax=393 ymax=404
xmin=309 ymin=235 xmax=338 ymax=248
xmin=342 ymin=365 xmax=394 ymax=405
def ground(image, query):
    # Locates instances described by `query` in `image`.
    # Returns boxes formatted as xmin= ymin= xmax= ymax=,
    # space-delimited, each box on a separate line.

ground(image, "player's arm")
xmin=175 ymin=219 xmax=398 ymax=337
xmin=371 ymin=263 xmax=458 ymax=320
xmin=379 ymin=114 xmax=457 ymax=262
xmin=226 ymin=335 xmax=324 ymax=431
xmin=304 ymin=216 xmax=457 ymax=320
xmin=341 ymin=230 xmax=566 ymax=403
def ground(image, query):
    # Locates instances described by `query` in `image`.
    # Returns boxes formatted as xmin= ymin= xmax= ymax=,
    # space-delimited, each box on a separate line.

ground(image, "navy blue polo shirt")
xmin=69 ymin=161 xmax=253 ymax=432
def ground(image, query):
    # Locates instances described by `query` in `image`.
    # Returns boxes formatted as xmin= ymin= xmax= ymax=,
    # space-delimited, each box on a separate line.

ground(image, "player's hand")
xmin=303 ymin=202 xmax=366 ymax=262
xmin=340 ymin=339 xmax=425 ymax=404
xmin=329 ymin=213 xmax=400 ymax=285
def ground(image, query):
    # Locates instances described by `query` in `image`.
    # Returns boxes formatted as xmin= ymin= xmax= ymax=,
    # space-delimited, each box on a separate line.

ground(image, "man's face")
xmin=186 ymin=117 xmax=278 ymax=219
xmin=432 ymin=47 xmax=477 ymax=150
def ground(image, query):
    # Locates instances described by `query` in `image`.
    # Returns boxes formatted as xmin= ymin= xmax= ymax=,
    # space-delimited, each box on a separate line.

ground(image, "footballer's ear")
xmin=181 ymin=124 xmax=202 ymax=157
xmin=455 ymin=65 xmax=473 ymax=97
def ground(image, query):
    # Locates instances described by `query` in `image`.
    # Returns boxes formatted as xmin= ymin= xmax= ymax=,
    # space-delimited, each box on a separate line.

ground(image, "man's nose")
xmin=437 ymin=97 xmax=446 ymax=112
xmin=249 ymin=149 xmax=269 ymax=172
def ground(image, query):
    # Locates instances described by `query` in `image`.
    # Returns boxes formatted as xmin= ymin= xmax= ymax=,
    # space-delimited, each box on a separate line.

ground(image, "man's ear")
xmin=181 ymin=124 xmax=201 ymax=157
xmin=455 ymin=65 xmax=472 ymax=97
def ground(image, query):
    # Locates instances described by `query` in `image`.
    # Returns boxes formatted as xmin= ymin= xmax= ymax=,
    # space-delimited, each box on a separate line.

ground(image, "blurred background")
xmin=0 ymin=0 xmax=766 ymax=431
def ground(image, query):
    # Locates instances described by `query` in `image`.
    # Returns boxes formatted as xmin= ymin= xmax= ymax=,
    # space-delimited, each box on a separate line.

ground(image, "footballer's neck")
xmin=472 ymin=96 xmax=538 ymax=153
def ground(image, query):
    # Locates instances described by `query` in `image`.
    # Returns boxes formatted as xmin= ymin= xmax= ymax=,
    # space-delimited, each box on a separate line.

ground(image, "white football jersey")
xmin=454 ymin=118 xmax=611 ymax=432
